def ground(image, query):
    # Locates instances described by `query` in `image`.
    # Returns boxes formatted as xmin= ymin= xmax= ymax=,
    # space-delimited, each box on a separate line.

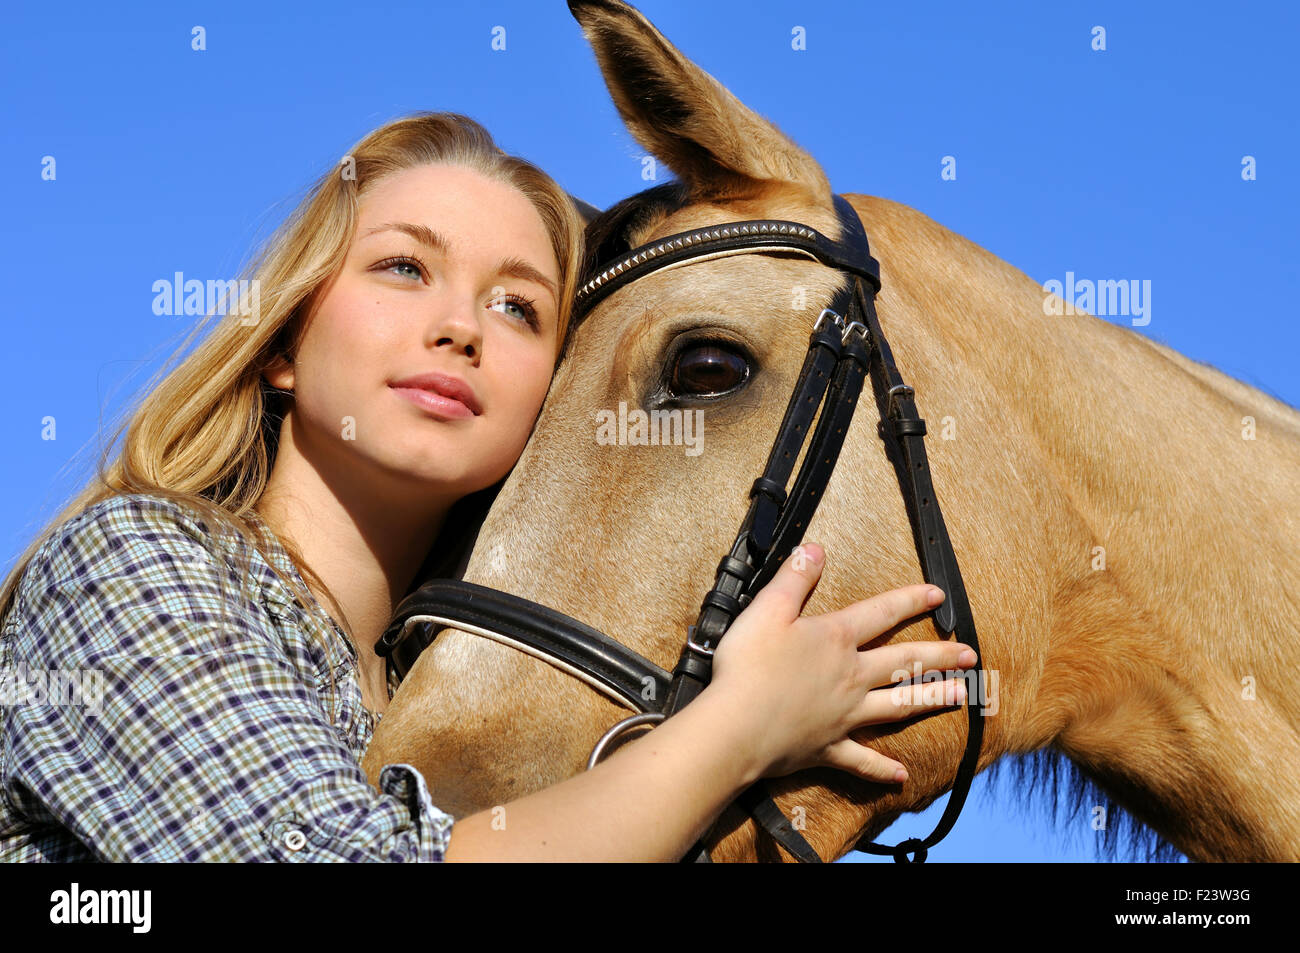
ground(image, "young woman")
xmin=0 ymin=112 xmax=976 ymax=862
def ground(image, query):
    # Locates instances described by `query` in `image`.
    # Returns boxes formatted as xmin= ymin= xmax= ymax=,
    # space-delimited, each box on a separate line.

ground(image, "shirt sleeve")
xmin=0 ymin=495 xmax=453 ymax=862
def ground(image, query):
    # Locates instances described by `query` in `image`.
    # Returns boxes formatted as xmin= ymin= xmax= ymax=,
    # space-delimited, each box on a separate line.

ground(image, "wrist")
xmin=686 ymin=682 xmax=770 ymax=792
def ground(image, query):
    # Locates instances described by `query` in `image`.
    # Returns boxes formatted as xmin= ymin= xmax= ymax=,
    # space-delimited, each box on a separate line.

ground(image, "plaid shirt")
xmin=0 ymin=493 xmax=453 ymax=862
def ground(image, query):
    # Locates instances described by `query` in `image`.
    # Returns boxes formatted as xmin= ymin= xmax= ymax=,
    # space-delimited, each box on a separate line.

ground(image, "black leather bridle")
xmin=377 ymin=192 xmax=985 ymax=863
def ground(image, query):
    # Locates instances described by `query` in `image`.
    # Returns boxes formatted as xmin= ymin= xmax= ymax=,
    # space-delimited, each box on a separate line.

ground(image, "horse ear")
xmin=567 ymin=194 xmax=604 ymax=226
xmin=567 ymin=0 xmax=831 ymax=202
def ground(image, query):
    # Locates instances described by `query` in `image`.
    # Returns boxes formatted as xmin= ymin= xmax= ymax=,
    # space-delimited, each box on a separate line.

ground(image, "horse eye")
xmin=668 ymin=342 xmax=750 ymax=397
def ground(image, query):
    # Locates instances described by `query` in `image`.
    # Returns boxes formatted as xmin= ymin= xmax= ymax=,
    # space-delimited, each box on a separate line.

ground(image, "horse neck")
xmin=859 ymin=195 xmax=1300 ymax=860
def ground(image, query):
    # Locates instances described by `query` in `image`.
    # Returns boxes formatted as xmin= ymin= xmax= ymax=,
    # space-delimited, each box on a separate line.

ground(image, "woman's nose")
xmin=426 ymin=296 xmax=483 ymax=360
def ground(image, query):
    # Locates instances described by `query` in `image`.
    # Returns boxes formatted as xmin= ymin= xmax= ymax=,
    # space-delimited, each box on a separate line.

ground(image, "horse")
xmin=362 ymin=0 xmax=1300 ymax=862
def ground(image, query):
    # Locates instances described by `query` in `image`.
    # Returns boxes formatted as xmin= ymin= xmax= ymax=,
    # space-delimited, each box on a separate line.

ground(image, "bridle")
xmin=377 ymin=192 xmax=985 ymax=863
xmin=379 ymin=194 xmax=985 ymax=862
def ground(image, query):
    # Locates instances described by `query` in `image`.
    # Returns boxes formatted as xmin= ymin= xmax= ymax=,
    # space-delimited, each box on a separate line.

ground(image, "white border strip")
xmin=400 ymin=614 xmax=641 ymax=713
xmin=641 ymin=244 xmax=824 ymax=278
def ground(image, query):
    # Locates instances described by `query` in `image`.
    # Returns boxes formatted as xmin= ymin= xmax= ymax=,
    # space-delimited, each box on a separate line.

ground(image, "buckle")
xmin=686 ymin=624 xmax=716 ymax=658
xmin=813 ymin=308 xmax=844 ymax=332
xmin=841 ymin=320 xmax=869 ymax=346
xmin=887 ymin=383 xmax=915 ymax=417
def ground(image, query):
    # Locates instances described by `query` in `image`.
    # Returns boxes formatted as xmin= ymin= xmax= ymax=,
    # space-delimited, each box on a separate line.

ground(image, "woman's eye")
xmin=490 ymin=298 xmax=524 ymax=320
xmin=489 ymin=294 xmax=539 ymax=328
xmin=668 ymin=342 xmax=750 ymax=397
xmin=375 ymin=256 xmax=426 ymax=282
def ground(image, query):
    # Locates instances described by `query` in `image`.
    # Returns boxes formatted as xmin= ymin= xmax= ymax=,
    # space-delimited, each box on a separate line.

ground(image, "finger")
xmin=852 ymin=677 xmax=967 ymax=726
xmin=821 ymin=584 xmax=945 ymax=648
xmin=745 ymin=542 xmax=825 ymax=622
xmin=819 ymin=738 xmax=909 ymax=784
xmin=865 ymin=640 xmax=978 ymax=691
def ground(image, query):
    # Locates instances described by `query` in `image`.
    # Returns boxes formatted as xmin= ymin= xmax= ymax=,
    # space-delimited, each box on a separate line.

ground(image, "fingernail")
xmin=958 ymin=648 xmax=977 ymax=666
xmin=952 ymin=682 xmax=967 ymax=704
xmin=894 ymin=767 xmax=908 ymax=783
xmin=793 ymin=542 xmax=822 ymax=563
xmin=927 ymin=587 xmax=945 ymax=606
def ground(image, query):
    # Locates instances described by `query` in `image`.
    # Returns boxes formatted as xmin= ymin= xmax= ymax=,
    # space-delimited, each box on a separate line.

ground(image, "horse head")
xmin=364 ymin=0 xmax=1300 ymax=862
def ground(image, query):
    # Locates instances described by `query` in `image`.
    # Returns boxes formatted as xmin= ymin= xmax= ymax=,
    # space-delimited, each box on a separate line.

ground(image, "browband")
xmin=574 ymin=216 xmax=881 ymax=319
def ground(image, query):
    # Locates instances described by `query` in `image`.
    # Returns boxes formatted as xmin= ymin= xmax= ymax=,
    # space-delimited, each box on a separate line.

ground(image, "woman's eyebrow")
xmin=364 ymin=222 xmax=557 ymax=302
xmin=495 ymin=256 xmax=557 ymax=303
xmin=366 ymin=221 xmax=452 ymax=255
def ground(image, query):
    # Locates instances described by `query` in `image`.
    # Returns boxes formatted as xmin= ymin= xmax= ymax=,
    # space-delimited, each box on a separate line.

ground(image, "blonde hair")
xmin=0 ymin=112 xmax=586 ymax=684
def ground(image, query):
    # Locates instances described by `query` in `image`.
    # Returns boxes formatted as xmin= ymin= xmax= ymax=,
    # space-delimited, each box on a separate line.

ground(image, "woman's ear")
xmin=263 ymin=305 xmax=308 ymax=392
xmin=262 ymin=353 xmax=294 ymax=392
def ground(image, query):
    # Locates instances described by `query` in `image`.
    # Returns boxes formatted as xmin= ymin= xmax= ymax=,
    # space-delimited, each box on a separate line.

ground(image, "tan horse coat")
xmin=364 ymin=0 xmax=1300 ymax=862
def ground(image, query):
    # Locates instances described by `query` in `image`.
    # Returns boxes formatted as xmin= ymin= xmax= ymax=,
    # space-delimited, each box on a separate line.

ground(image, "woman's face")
xmin=265 ymin=163 xmax=561 ymax=502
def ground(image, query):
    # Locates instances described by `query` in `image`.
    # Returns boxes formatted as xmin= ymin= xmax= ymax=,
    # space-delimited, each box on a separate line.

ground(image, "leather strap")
xmin=744 ymin=284 xmax=873 ymax=597
xmin=379 ymin=580 xmax=672 ymax=713
xmin=574 ymin=218 xmax=881 ymax=320
xmin=747 ymin=311 xmax=846 ymax=556
xmin=660 ymin=306 xmax=846 ymax=719
xmin=736 ymin=787 xmax=823 ymax=863
xmin=848 ymin=277 xmax=986 ymax=862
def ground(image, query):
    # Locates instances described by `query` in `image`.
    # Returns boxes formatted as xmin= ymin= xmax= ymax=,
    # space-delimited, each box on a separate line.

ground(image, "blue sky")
xmin=3 ymin=1 xmax=1295 ymax=862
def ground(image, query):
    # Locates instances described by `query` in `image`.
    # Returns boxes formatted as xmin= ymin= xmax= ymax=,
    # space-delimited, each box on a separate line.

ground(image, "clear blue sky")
xmin=3 ymin=1 xmax=1295 ymax=862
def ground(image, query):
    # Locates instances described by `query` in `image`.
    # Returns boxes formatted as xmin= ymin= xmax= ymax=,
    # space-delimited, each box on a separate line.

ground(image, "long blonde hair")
xmin=0 ymin=112 xmax=586 ymax=670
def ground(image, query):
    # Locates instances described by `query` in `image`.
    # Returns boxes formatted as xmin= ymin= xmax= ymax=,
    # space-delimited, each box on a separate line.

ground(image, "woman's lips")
xmin=390 ymin=386 xmax=476 ymax=420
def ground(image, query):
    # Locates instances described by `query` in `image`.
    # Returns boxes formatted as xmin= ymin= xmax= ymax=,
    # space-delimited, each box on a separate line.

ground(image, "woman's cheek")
xmin=297 ymin=376 xmax=347 ymax=439
xmin=493 ymin=374 xmax=546 ymax=451
xmin=295 ymin=342 xmax=369 ymax=441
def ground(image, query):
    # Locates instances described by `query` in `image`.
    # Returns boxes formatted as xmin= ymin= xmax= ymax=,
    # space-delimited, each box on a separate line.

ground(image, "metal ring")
xmin=586 ymin=712 xmax=666 ymax=770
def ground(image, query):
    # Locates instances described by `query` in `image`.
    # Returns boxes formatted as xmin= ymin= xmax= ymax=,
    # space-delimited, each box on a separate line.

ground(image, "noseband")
xmin=378 ymin=193 xmax=985 ymax=863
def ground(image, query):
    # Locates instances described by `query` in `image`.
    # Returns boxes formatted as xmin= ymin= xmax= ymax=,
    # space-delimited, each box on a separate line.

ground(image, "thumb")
xmin=747 ymin=542 xmax=825 ymax=621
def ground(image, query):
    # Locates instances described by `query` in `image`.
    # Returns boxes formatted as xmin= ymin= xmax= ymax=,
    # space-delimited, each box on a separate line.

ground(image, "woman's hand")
xmin=441 ymin=540 xmax=974 ymax=862
xmin=708 ymin=541 xmax=977 ymax=784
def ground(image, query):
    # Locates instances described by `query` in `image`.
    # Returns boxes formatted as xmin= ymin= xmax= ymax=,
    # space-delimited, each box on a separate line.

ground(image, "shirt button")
xmin=283 ymin=830 xmax=307 ymax=852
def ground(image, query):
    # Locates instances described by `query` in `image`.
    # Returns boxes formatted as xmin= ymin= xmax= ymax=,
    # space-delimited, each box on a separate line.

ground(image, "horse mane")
xmin=984 ymin=749 xmax=1186 ymax=862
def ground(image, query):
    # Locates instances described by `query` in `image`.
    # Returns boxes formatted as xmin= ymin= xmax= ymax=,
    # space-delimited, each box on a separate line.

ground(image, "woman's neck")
xmin=254 ymin=414 xmax=458 ymax=702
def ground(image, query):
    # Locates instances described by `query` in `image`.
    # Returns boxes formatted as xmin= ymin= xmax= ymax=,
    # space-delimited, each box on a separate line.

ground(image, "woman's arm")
xmin=444 ymin=542 xmax=975 ymax=861
xmin=0 ymin=498 xmax=970 ymax=863
xmin=1 ymin=495 xmax=453 ymax=862
xmin=444 ymin=686 xmax=759 ymax=862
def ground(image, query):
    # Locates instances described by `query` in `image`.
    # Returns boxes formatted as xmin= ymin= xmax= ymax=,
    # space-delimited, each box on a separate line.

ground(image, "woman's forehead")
xmin=357 ymin=166 xmax=557 ymax=269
